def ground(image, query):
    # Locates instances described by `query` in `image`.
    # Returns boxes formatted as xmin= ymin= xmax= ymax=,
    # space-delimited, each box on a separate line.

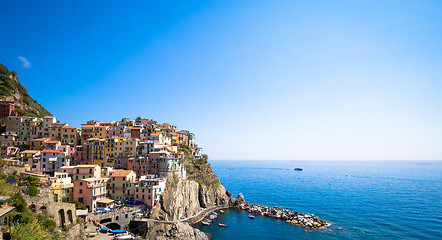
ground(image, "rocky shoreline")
xmin=229 ymin=193 xmax=330 ymax=229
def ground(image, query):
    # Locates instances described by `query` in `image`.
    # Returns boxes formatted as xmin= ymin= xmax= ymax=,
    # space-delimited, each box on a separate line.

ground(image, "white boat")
xmin=117 ymin=235 xmax=132 ymax=239
xmin=201 ymin=221 xmax=210 ymax=226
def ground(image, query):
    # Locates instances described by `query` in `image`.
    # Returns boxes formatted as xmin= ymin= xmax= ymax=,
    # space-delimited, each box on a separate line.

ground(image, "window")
xmin=79 ymin=189 xmax=82 ymax=194
xmin=80 ymin=182 xmax=83 ymax=186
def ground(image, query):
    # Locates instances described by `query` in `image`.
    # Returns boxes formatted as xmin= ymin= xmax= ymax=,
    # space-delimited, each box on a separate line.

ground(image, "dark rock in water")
xmin=231 ymin=193 xmax=246 ymax=207
xmin=226 ymin=191 xmax=233 ymax=197
xmin=228 ymin=196 xmax=237 ymax=205
xmin=235 ymin=201 xmax=329 ymax=229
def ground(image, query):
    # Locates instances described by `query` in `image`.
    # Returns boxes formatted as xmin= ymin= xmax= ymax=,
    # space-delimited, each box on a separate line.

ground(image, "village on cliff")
xmin=0 ymin=108 xmax=202 ymax=213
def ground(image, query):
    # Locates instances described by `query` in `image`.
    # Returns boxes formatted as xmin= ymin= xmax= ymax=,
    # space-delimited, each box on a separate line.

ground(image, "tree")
xmin=136 ymin=116 xmax=142 ymax=122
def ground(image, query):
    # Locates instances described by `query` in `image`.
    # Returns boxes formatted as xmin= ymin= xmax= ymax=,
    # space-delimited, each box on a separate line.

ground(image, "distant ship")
xmin=294 ymin=168 xmax=303 ymax=171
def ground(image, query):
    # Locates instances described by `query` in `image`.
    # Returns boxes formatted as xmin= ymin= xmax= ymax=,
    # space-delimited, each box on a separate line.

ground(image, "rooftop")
xmin=41 ymin=149 xmax=64 ymax=154
xmin=111 ymin=170 xmax=134 ymax=177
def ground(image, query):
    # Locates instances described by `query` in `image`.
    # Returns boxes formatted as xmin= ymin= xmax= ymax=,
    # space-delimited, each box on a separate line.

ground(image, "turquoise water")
xmin=194 ymin=160 xmax=442 ymax=240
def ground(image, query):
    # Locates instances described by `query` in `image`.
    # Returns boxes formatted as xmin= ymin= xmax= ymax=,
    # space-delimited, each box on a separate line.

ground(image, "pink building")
xmin=73 ymin=177 xmax=109 ymax=212
xmin=41 ymin=139 xmax=61 ymax=151
xmin=129 ymin=176 xmax=166 ymax=209
xmin=127 ymin=157 xmax=149 ymax=177
xmin=106 ymin=127 xmax=124 ymax=139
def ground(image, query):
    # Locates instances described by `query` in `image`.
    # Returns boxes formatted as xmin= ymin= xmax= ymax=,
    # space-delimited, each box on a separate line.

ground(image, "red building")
xmin=0 ymin=101 xmax=23 ymax=119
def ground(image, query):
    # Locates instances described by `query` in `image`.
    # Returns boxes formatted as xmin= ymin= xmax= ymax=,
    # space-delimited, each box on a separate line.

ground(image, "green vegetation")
xmin=0 ymin=63 xmax=51 ymax=118
xmin=0 ymin=177 xmax=58 ymax=239
xmin=73 ymin=200 xmax=88 ymax=210
xmin=29 ymin=185 xmax=38 ymax=196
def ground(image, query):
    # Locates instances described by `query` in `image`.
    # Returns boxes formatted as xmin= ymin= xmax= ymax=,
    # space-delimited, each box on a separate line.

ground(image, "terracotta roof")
xmin=111 ymin=170 xmax=134 ymax=177
xmin=62 ymin=126 xmax=77 ymax=129
xmin=44 ymin=140 xmax=60 ymax=144
xmin=41 ymin=149 xmax=64 ymax=154
xmin=81 ymin=125 xmax=95 ymax=128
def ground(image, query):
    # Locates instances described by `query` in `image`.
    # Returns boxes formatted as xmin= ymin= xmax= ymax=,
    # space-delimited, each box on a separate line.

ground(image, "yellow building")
xmin=61 ymin=126 xmax=81 ymax=146
xmin=108 ymin=170 xmax=137 ymax=201
xmin=90 ymin=138 xmax=106 ymax=167
xmin=30 ymin=138 xmax=48 ymax=150
xmin=93 ymin=126 xmax=107 ymax=139
xmin=104 ymin=137 xmax=123 ymax=167
xmin=121 ymin=118 xmax=135 ymax=127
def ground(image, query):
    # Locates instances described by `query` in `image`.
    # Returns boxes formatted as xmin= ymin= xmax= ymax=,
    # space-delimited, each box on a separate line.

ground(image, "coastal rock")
xmin=231 ymin=193 xmax=246 ymax=207
xmin=147 ymin=222 xmax=208 ymax=240
xmin=151 ymin=175 xmax=228 ymax=221
xmin=153 ymin=178 xmax=201 ymax=221
xmin=199 ymin=182 xmax=229 ymax=208
xmin=239 ymin=202 xmax=329 ymax=229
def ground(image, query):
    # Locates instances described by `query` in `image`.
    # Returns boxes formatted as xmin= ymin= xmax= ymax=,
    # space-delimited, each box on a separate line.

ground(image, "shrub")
xmin=73 ymin=201 xmax=87 ymax=210
xmin=42 ymin=219 xmax=56 ymax=232
xmin=29 ymin=185 xmax=38 ymax=196
xmin=10 ymin=193 xmax=27 ymax=213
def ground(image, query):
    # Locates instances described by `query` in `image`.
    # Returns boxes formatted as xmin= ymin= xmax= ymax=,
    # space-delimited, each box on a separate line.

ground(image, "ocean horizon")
xmin=195 ymin=160 xmax=442 ymax=240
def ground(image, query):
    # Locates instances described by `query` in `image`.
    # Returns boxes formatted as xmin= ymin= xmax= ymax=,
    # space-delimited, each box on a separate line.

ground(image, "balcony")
xmin=87 ymin=183 xmax=106 ymax=188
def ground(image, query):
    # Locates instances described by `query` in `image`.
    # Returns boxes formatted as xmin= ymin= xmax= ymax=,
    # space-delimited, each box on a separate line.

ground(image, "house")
xmin=127 ymin=157 xmax=149 ymax=177
xmin=50 ymin=172 xmax=73 ymax=202
xmin=108 ymin=170 xmax=137 ymax=201
xmin=60 ymin=126 xmax=80 ymax=146
xmin=30 ymin=138 xmax=48 ymax=150
xmin=41 ymin=139 xmax=61 ymax=151
xmin=115 ymin=138 xmax=139 ymax=158
xmin=148 ymin=150 xmax=182 ymax=176
xmin=129 ymin=175 xmax=166 ymax=208
xmin=0 ymin=101 xmax=23 ymax=119
xmin=20 ymin=150 xmax=40 ymax=171
xmin=73 ymin=177 xmax=109 ymax=212
xmin=40 ymin=149 xmax=69 ymax=175
xmin=93 ymin=126 xmax=107 ymax=139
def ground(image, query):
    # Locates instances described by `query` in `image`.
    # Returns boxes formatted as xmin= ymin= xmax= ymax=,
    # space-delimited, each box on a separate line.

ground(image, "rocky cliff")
xmin=0 ymin=63 xmax=51 ymax=117
xmin=151 ymin=167 xmax=229 ymax=221
xmin=147 ymin=222 xmax=208 ymax=240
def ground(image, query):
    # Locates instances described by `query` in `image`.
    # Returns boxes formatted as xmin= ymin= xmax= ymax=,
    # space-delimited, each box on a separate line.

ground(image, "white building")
xmin=40 ymin=149 xmax=69 ymax=174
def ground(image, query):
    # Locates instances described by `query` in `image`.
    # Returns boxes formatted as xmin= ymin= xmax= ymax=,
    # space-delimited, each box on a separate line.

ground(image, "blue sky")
xmin=1 ymin=0 xmax=441 ymax=160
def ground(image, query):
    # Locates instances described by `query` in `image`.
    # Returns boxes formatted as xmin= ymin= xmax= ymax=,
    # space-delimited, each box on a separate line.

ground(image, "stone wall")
xmin=22 ymin=187 xmax=77 ymax=228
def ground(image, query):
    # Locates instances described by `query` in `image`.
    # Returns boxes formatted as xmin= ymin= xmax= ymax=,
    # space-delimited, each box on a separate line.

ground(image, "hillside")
xmin=0 ymin=63 xmax=51 ymax=117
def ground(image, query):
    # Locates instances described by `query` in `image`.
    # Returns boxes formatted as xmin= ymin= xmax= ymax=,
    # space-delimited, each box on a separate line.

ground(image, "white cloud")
xmin=18 ymin=56 xmax=31 ymax=68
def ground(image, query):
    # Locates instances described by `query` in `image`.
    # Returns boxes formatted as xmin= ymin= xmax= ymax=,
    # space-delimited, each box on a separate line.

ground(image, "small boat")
xmin=87 ymin=232 xmax=98 ymax=237
xmin=201 ymin=221 xmax=210 ymax=226
xmin=248 ymin=214 xmax=255 ymax=219
xmin=205 ymin=219 xmax=213 ymax=223
xmin=220 ymin=210 xmax=224 ymax=213
xmin=209 ymin=214 xmax=217 ymax=219
xmin=117 ymin=235 xmax=133 ymax=240
xmin=218 ymin=223 xmax=228 ymax=227
xmin=294 ymin=168 xmax=303 ymax=171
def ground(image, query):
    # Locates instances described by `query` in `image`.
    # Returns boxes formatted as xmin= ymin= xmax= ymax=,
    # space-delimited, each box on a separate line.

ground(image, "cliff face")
xmin=147 ymin=222 xmax=208 ymax=240
xmin=151 ymin=163 xmax=229 ymax=221
xmin=0 ymin=63 xmax=51 ymax=117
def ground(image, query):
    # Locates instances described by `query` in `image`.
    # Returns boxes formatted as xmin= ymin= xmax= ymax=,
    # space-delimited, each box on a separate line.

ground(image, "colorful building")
xmin=108 ymin=170 xmax=137 ymax=201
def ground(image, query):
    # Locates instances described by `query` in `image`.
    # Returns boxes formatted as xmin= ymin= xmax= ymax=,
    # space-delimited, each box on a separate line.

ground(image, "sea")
xmin=194 ymin=160 xmax=442 ymax=240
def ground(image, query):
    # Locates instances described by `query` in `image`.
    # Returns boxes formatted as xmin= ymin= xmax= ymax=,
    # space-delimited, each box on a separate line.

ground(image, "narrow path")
xmin=152 ymin=205 xmax=229 ymax=225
